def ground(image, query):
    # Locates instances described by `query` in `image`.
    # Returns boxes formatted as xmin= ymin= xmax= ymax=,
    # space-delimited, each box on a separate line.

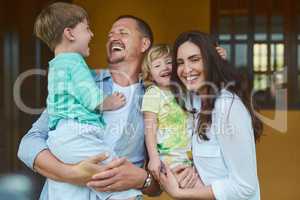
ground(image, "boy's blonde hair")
xmin=142 ymin=44 xmax=172 ymax=87
xmin=34 ymin=2 xmax=88 ymax=51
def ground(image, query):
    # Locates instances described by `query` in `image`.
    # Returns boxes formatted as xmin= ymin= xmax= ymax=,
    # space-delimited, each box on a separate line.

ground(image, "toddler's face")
xmin=71 ymin=18 xmax=94 ymax=57
xmin=150 ymin=55 xmax=172 ymax=88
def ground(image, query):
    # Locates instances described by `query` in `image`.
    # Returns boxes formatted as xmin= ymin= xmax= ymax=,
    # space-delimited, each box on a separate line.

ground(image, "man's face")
xmin=106 ymin=18 xmax=145 ymax=64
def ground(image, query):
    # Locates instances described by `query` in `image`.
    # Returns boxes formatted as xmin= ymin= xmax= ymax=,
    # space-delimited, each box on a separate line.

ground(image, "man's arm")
xmin=87 ymin=159 xmax=162 ymax=197
xmin=17 ymin=110 xmax=107 ymax=185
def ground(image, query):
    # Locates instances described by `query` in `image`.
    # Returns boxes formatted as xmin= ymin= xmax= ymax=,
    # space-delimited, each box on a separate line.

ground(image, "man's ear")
xmin=63 ymin=27 xmax=75 ymax=41
xmin=141 ymin=37 xmax=151 ymax=53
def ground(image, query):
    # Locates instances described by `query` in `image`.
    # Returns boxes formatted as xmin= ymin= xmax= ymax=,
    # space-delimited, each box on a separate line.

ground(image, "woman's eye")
xmin=191 ymin=57 xmax=201 ymax=62
xmin=153 ymin=65 xmax=160 ymax=68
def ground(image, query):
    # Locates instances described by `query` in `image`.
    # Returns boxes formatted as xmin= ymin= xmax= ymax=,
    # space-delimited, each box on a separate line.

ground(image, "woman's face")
xmin=176 ymin=41 xmax=205 ymax=92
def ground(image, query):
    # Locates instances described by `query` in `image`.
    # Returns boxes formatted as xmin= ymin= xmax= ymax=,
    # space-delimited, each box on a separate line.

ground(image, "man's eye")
xmin=120 ymin=32 xmax=128 ymax=35
xmin=166 ymin=61 xmax=172 ymax=64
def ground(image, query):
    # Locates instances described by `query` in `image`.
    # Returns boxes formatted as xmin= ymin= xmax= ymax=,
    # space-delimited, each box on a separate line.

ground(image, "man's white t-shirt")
xmin=103 ymin=82 xmax=139 ymax=146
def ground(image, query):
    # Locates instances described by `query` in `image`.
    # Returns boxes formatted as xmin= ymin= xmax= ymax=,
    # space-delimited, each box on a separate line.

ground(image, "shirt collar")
xmin=94 ymin=68 xmax=144 ymax=85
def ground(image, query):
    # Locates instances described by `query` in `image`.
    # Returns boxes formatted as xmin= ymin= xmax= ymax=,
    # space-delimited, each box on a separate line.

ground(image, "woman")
xmin=159 ymin=31 xmax=262 ymax=200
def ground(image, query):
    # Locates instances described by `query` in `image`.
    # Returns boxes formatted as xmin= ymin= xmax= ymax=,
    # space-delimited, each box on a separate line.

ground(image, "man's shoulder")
xmin=92 ymin=68 xmax=110 ymax=81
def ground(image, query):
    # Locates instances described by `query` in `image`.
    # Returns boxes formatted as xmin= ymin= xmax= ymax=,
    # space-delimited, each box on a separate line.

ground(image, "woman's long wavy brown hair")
xmin=171 ymin=31 xmax=262 ymax=141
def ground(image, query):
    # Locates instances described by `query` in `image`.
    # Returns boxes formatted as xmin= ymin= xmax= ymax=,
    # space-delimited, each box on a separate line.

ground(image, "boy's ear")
xmin=63 ymin=27 xmax=75 ymax=41
xmin=141 ymin=37 xmax=151 ymax=53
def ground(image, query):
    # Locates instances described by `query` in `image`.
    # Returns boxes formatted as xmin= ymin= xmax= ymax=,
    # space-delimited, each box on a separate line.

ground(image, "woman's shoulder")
xmin=215 ymin=89 xmax=247 ymax=115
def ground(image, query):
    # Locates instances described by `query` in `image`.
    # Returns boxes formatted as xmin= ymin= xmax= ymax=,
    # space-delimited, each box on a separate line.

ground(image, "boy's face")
xmin=70 ymin=18 xmax=94 ymax=57
xmin=150 ymin=55 xmax=172 ymax=88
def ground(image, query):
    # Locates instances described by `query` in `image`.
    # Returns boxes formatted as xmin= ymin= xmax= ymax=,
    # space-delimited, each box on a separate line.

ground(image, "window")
xmin=211 ymin=0 xmax=299 ymax=108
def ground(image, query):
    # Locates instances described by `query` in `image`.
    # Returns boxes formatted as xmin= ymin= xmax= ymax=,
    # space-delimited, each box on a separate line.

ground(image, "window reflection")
xmin=271 ymin=44 xmax=284 ymax=71
xmin=254 ymin=44 xmax=268 ymax=72
xmin=254 ymin=74 xmax=269 ymax=91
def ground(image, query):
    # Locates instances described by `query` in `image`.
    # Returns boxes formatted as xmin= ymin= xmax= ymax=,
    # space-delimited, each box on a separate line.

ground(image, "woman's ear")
xmin=63 ymin=27 xmax=75 ymax=41
xmin=141 ymin=37 xmax=151 ymax=53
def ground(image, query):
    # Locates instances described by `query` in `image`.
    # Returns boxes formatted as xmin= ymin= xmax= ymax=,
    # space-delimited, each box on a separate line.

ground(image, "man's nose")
xmin=109 ymin=32 xmax=120 ymax=42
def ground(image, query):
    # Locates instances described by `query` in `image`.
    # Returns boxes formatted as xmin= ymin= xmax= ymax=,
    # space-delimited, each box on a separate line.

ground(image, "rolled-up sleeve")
xmin=17 ymin=110 xmax=50 ymax=170
xmin=211 ymin=97 xmax=259 ymax=200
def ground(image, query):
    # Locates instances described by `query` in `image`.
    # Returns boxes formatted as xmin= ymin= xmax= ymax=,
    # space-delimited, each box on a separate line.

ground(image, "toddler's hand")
xmin=148 ymin=157 xmax=161 ymax=181
xmin=101 ymin=92 xmax=126 ymax=111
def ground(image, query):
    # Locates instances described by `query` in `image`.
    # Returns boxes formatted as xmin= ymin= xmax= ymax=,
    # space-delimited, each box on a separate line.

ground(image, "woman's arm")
xmin=208 ymin=98 xmax=259 ymax=200
xmin=159 ymin=164 xmax=215 ymax=199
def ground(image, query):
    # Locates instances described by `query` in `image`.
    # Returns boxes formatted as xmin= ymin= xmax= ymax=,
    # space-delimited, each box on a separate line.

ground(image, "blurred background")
xmin=0 ymin=0 xmax=300 ymax=199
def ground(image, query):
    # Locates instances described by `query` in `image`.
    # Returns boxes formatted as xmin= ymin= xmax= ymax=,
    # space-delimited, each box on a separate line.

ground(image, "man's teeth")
xmin=112 ymin=46 xmax=123 ymax=51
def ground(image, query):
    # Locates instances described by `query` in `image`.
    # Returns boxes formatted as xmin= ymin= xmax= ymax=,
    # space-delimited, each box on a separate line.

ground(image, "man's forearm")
xmin=34 ymin=149 xmax=76 ymax=184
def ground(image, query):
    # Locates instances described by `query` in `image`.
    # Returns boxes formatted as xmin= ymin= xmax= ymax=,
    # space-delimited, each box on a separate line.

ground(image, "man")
xmin=18 ymin=15 xmax=164 ymax=199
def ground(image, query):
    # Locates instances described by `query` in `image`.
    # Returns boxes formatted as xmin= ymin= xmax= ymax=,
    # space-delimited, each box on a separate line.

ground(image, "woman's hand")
xmin=159 ymin=163 xmax=182 ymax=199
xmin=172 ymin=165 xmax=198 ymax=189
xmin=148 ymin=156 xmax=161 ymax=181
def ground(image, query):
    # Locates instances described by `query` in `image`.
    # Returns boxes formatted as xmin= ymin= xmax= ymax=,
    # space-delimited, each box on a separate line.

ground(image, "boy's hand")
xmin=148 ymin=156 xmax=161 ymax=181
xmin=101 ymin=92 xmax=126 ymax=111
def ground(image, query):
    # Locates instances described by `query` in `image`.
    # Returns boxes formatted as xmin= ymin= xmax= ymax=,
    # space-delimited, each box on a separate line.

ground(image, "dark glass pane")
xmin=271 ymin=43 xmax=284 ymax=71
xmin=219 ymin=16 xmax=231 ymax=40
xmin=297 ymin=16 xmax=300 ymax=41
xmin=298 ymin=45 xmax=300 ymax=71
xmin=253 ymin=43 xmax=267 ymax=72
xmin=235 ymin=44 xmax=247 ymax=68
xmin=234 ymin=16 xmax=248 ymax=40
xmin=255 ymin=16 xmax=267 ymax=41
xmin=271 ymin=16 xmax=284 ymax=41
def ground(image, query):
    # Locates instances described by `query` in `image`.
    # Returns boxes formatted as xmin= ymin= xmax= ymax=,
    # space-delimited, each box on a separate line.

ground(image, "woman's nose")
xmin=183 ymin=63 xmax=192 ymax=73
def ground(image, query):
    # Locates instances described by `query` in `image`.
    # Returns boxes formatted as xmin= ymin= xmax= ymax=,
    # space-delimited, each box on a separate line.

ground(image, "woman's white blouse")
xmin=189 ymin=90 xmax=260 ymax=200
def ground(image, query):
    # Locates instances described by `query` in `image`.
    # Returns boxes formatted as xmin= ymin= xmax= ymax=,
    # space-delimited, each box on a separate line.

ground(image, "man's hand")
xmin=87 ymin=158 xmax=147 ymax=192
xmin=172 ymin=165 xmax=198 ymax=189
xmin=67 ymin=153 xmax=110 ymax=185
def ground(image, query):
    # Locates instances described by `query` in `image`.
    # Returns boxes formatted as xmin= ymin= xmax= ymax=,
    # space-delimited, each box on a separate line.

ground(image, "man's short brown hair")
xmin=34 ymin=2 xmax=88 ymax=51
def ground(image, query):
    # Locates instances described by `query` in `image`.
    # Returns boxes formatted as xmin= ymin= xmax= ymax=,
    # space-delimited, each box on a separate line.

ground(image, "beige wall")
xmin=73 ymin=0 xmax=210 ymax=68
xmin=73 ymin=0 xmax=300 ymax=199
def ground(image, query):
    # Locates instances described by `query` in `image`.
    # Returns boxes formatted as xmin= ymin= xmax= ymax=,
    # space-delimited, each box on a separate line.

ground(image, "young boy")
xmin=34 ymin=2 xmax=140 ymax=200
